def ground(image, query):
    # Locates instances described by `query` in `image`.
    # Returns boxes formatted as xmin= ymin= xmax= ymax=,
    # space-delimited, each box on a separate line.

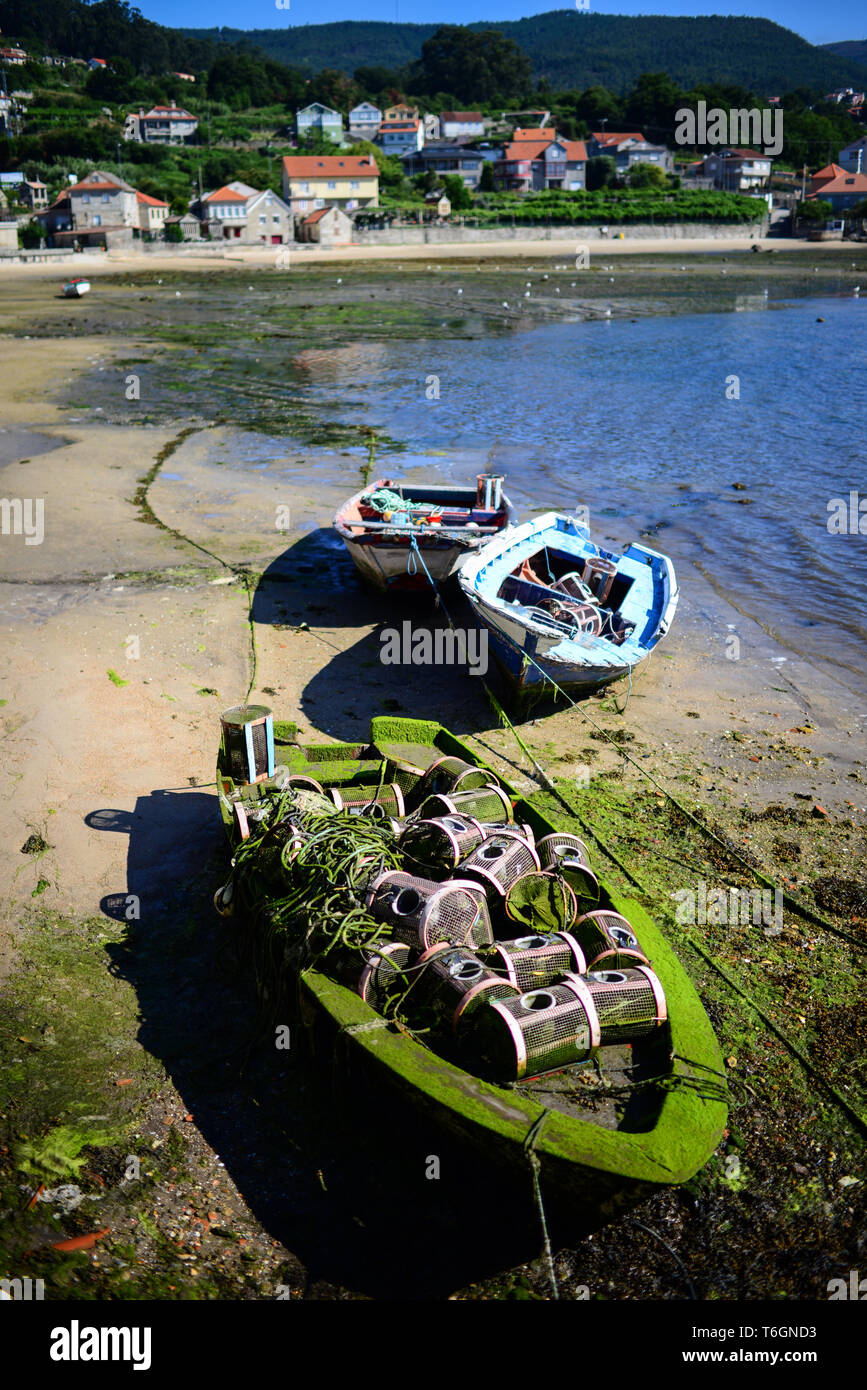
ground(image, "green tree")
xmin=586 ymin=155 xmax=617 ymax=190
xmin=441 ymin=173 xmax=473 ymax=210
xmin=479 ymin=160 xmax=495 ymax=192
xmin=627 ymin=162 xmax=667 ymax=189
xmin=414 ymin=26 xmax=531 ymax=104
xmin=795 ymin=197 xmax=832 ymax=223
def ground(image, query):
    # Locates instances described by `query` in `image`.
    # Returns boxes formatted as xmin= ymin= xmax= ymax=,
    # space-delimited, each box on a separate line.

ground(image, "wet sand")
xmin=1 ymin=263 xmax=864 ymax=1301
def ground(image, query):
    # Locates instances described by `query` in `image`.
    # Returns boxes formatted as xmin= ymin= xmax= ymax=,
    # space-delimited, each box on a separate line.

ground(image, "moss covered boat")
xmin=215 ymin=711 xmax=727 ymax=1239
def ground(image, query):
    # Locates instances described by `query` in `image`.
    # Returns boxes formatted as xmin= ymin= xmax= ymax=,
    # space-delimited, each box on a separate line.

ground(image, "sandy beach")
xmin=1 ymin=252 xmax=864 ymax=1300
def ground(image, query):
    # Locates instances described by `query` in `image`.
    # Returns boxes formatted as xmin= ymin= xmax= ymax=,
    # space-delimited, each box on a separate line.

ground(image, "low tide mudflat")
xmin=0 ymin=249 xmax=864 ymax=1299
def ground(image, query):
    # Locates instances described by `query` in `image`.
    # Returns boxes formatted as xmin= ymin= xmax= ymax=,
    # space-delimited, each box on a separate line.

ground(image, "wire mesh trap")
xmin=365 ymin=870 xmax=494 ymax=950
xmin=415 ymin=943 xmax=519 ymax=1030
xmin=469 ymin=976 xmax=601 ymax=1082
xmin=330 ymin=783 xmax=406 ymax=818
xmin=399 ymin=815 xmax=487 ymax=876
xmin=572 ymin=910 xmax=649 ymax=971
xmin=503 ymin=870 xmax=578 ymax=932
xmin=414 ymin=784 xmax=513 ymax=824
xmin=481 ymin=932 xmax=587 ymax=991
xmin=580 ymin=966 xmax=667 ymax=1044
xmin=459 ymin=832 xmax=542 ymax=899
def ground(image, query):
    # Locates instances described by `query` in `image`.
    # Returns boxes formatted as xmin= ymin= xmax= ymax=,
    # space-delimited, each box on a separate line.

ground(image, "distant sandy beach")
xmin=0 ymin=233 xmax=857 ymax=278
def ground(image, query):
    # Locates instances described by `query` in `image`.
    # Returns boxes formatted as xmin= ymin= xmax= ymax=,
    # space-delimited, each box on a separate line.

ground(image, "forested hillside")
xmin=185 ymin=14 xmax=867 ymax=96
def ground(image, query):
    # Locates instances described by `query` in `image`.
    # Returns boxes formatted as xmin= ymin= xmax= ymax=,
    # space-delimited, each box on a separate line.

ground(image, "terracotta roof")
xmin=282 ymin=156 xmax=379 ymax=177
xmin=441 ymin=111 xmax=483 ymax=122
xmin=70 ymin=182 xmax=124 ymax=194
xmin=513 ymin=127 xmax=556 ymax=141
xmin=811 ymin=163 xmax=845 ymax=182
xmin=136 ymin=190 xmax=168 ymax=206
xmin=592 ymin=131 xmax=645 ymax=146
xmin=301 ymin=207 xmax=338 ymax=225
xmin=204 ymin=185 xmax=248 ymax=203
xmin=808 ymin=169 xmax=867 ymax=195
xmin=563 ymin=140 xmax=588 ymax=162
xmin=501 ymin=141 xmax=549 ymax=161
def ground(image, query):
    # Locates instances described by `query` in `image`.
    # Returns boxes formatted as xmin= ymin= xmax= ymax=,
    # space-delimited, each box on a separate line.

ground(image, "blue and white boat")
xmin=457 ymin=512 xmax=679 ymax=701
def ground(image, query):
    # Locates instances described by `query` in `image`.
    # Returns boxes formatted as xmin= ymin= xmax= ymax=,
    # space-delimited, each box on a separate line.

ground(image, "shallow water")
xmin=41 ymin=255 xmax=867 ymax=697
xmin=300 ymin=294 xmax=867 ymax=699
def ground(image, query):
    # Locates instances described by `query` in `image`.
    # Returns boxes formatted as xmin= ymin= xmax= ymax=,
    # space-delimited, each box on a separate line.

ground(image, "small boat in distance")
xmin=458 ymin=511 xmax=678 ymax=704
xmin=62 ymin=278 xmax=91 ymax=298
xmin=334 ymin=474 xmax=515 ymax=593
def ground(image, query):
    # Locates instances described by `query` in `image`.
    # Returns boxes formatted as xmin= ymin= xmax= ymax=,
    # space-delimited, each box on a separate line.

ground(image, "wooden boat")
xmin=61 ymin=277 xmax=91 ymax=297
xmin=458 ymin=511 xmax=678 ymax=702
xmin=334 ymin=474 xmax=515 ymax=593
xmin=215 ymin=710 xmax=726 ymax=1240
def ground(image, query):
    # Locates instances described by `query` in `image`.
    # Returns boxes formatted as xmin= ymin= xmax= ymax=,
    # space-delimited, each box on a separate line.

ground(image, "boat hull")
xmin=335 ymin=478 xmax=515 ymax=594
xmin=216 ymin=715 xmax=727 ymax=1246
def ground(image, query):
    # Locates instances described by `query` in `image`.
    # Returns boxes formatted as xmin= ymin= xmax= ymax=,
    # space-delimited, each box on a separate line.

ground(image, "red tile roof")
xmin=809 ymin=168 xmax=867 ymax=195
xmin=204 ymin=185 xmax=248 ymax=202
xmin=282 ymin=156 xmax=379 ymax=177
xmin=301 ymin=207 xmax=335 ymax=224
xmin=592 ymin=131 xmax=645 ymax=145
xmin=136 ymin=190 xmax=168 ymax=206
xmin=501 ymin=141 xmax=549 ymax=161
xmin=563 ymin=140 xmax=588 ymax=162
xmin=441 ymin=111 xmax=483 ymax=122
xmin=513 ymin=127 xmax=555 ymax=141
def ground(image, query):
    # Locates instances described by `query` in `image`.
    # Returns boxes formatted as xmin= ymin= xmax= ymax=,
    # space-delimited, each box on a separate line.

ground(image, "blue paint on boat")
xmin=458 ymin=512 xmax=678 ymax=697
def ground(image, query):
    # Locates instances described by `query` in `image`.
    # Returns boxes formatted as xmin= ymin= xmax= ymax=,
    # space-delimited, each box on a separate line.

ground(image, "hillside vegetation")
xmin=184 ymin=14 xmax=867 ymax=95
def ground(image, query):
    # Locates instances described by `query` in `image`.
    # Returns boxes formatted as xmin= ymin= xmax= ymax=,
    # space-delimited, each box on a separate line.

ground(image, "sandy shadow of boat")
xmin=88 ymin=792 xmax=553 ymax=1296
xmin=252 ymin=528 xmax=494 ymax=740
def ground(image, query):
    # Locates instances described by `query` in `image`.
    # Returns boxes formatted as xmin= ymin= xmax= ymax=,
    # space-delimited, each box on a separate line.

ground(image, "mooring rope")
xmin=522 ymin=1108 xmax=560 ymax=1300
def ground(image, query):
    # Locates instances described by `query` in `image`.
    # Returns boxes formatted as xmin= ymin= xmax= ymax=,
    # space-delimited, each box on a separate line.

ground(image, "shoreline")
xmin=1 ymin=268 xmax=864 ymax=1302
xmin=0 ymin=234 xmax=859 ymax=276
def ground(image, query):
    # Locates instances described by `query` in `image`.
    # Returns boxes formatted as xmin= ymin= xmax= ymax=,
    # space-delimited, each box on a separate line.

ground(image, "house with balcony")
xmin=440 ymin=111 xmax=485 ymax=140
xmin=296 ymin=103 xmax=343 ymax=144
xmin=494 ymin=133 xmax=587 ymax=192
xmin=377 ymin=119 xmax=424 ymax=157
xmin=35 ymin=170 xmax=139 ymax=247
xmin=125 ymin=104 xmax=198 ymax=145
xmin=401 ymin=143 xmax=488 ymax=188
xmin=349 ymin=102 xmax=382 ymax=139
xmin=700 ymin=147 xmax=771 ymax=192
xmin=191 ymin=182 xmax=292 ymax=243
xmin=384 ymin=103 xmax=418 ymax=123
xmin=16 ymin=178 xmax=47 ymax=210
xmin=281 ymin=155 xmax=379 ymax=216
xmin=588 ymin=131 xmax=673 ymax=175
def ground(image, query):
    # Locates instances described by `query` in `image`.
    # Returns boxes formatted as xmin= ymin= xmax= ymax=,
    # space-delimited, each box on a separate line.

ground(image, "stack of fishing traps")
xmin=348 ymin=756 xmax=668 ymax=1084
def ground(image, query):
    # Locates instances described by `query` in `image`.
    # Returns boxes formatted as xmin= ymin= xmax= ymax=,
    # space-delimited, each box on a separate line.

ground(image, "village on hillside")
xmin=2 ymin=37 xmax=867 ymax=255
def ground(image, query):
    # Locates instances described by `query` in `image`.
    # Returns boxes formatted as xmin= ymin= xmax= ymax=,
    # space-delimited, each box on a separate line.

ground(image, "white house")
xmin=440 ymin=111 xmax=485 ymax=139
xmin=839 ymin=135 xmax=867 ymax=174
xmin=136 ymin=190 xmax=169 ymax=234
xmin=296 ymin=103 xmax=343 ymax=144
xmin=349 ymin=102 xmax=382 ymax=139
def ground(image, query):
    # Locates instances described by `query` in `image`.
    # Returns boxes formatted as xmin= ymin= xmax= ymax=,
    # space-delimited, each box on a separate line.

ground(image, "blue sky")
xmin=136 ymin=1 xmax=864 ymax=49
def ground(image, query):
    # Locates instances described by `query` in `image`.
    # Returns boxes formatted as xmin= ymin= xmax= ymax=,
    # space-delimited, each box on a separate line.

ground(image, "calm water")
xmin=299 ymin=295 xmax=867 ymax=698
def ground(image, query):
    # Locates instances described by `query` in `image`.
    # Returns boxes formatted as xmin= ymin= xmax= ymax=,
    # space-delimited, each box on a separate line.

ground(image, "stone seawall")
xmin=353 ymin=221 xmax=766 ymax=247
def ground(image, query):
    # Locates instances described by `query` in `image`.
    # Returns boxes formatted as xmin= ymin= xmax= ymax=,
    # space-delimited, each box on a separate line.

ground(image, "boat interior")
xmin=338 ymin=480 xmax=510 ymax=539
xmin=222 ymin=723 xmax=673 ymax=1138
xmin=497 ymin=545 xmax=638 ymax=647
